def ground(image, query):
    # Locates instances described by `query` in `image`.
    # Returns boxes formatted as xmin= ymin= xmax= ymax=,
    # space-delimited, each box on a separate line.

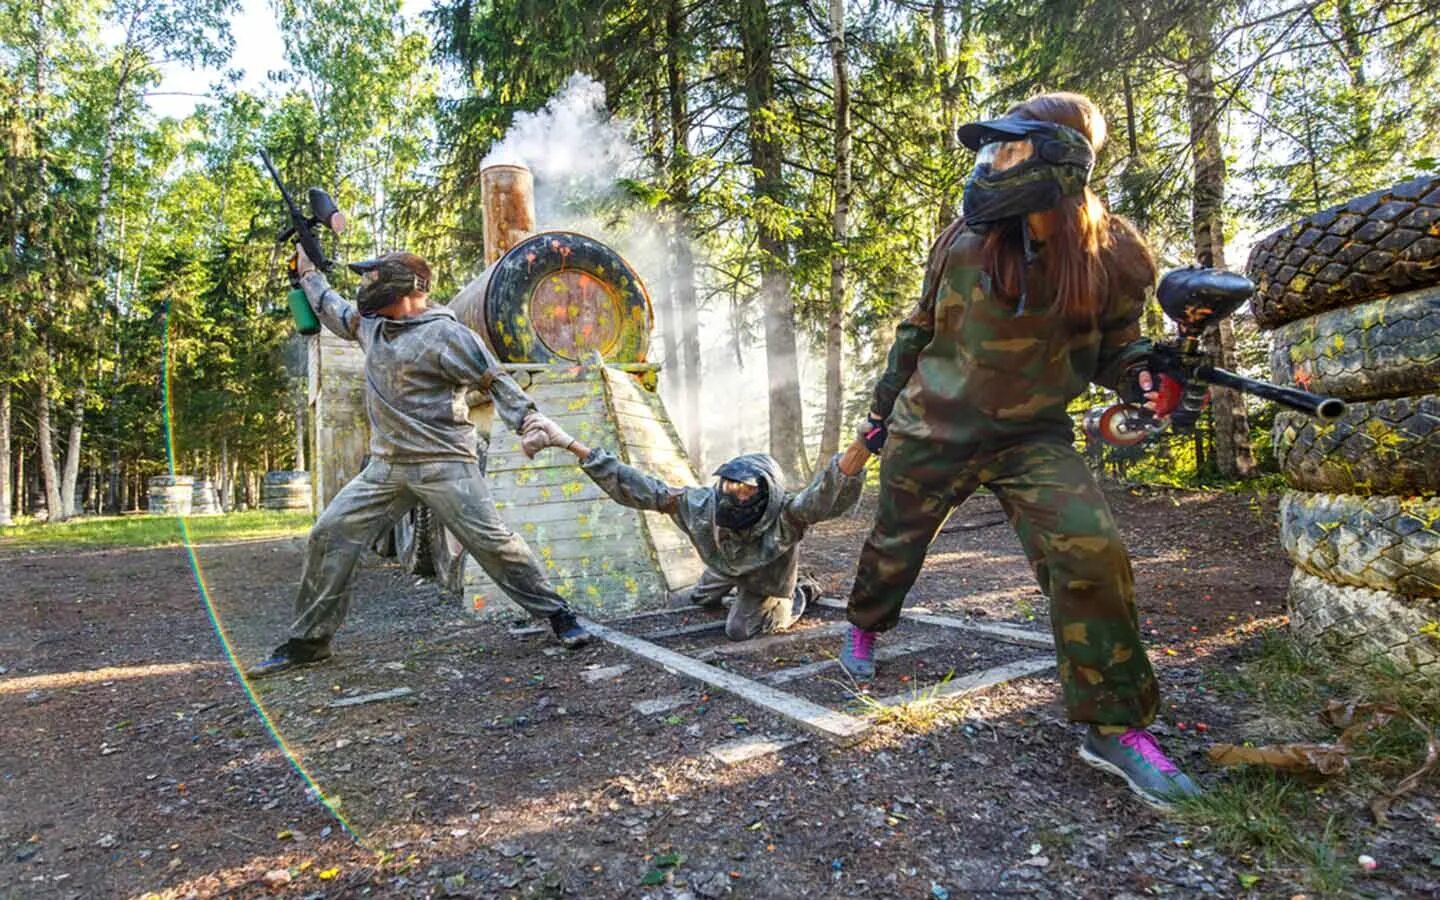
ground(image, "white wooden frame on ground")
xmin=584 ymin=597 xmax=1059 ymax=751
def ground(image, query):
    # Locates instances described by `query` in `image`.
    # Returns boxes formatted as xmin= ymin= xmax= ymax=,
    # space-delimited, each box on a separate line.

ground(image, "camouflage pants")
xmin=291 ymin=459 xmax=568 ymax=642
xmin=848 ymin=435 xmax=1158 ymax=728
xmin=684 ymin=567 xmax=812 ymax=641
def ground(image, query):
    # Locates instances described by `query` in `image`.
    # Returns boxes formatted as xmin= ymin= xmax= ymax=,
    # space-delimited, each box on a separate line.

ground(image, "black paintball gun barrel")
xmin=259 ymin=149 xmax=346 ymax=335
xmin=1085 ymin=266 xmax=1346 ymax=447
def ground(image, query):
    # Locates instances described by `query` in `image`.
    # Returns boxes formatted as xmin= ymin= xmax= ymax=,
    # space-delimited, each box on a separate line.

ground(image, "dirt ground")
xmin=2 ymin=483 xmax=1436 ymax=898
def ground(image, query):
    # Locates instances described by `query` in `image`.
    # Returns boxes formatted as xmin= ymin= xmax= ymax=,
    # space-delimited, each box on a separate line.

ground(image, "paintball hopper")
xmin=1156 ymin=266 xmax=1253 ymax=339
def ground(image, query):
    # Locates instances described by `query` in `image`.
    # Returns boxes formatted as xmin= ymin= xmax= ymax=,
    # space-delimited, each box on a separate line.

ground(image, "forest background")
xmin=2 ymin=0 xmax=1437 ymax=523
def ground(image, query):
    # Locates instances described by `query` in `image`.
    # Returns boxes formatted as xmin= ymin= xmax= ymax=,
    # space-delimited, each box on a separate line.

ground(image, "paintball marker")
xmin=259 ymin=149 xmax=347 ymax=335
xmin=1084 ymin=266 xmax=1347 ymax=447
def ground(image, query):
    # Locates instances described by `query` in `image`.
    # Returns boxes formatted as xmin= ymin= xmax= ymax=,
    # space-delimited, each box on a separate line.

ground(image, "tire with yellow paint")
xmin=1279 ymin=491 xmax=1440 ymax=598
xmin=482 ymin=231 xmax=653 ymax=365
xmin=1286 ymin=569 xmax=1439 ymax=676
xmin=1273 ymin=393 xmax=1440 ymax=495
xmin=1268 ymin=286 xmax=1440 ymax=401
xmin=1247 ymin=175 xmax=1440 ymax=329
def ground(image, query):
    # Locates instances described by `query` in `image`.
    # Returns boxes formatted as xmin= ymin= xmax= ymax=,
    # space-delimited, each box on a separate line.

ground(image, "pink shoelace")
xmin=848 ymin=626 xmax=876 ymax=660
xmin=1119 ymin=729 xmax=1179 ymax=775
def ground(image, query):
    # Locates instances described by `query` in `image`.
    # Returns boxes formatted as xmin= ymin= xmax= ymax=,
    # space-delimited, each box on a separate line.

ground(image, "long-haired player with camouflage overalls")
xmin=839 ymin=92 xmax=1202 ymax=809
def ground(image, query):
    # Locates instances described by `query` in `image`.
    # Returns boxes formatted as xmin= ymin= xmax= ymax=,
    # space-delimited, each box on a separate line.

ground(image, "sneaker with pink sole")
xmin=838 ymin=625 xmax=877 ymax=678
xmin=1079 ymin=727 xmax=1202 ymax=810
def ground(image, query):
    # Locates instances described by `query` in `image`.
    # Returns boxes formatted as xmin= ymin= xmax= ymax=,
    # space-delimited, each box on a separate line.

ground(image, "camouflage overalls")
xmin=582 ymin=451 xmax=863 ymax=640
xmin=849 ymin=221 xmax=1160 ymax=727
xmin=290 ymin=272 xmax=571 ymax=643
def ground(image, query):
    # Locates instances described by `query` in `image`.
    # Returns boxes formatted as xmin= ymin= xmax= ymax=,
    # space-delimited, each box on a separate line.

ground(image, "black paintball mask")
xmin=712 ymin=457 xmax=770 ymax=531
xmin=956 ymin=116 xmax=1095 ymax=313
xmin=349 ymin=253 xmax=432 ymax=316
xmin=958 ymin=117 xmax=1094 ymax=229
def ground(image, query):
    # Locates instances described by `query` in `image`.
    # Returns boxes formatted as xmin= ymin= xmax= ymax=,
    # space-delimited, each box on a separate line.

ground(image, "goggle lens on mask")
xmin=975 ymin=139 xmax=1035 ymax=173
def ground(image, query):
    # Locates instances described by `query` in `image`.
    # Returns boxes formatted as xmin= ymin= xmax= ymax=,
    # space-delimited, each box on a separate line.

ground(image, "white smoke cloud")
xmin=483 ymin=73 xmax=835 ymax=478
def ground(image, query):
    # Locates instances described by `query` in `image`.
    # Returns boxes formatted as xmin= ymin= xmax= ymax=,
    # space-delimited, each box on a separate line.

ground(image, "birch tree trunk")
xmin=817 ymin=0 xmax=850 ymax=465
xmin=60 ymin=388 xmax=84 ymax=517
xmin=1185 ymin=14 xmax=1254 ymax=479
xmin=665 ymin=0 xmax=702 ymax=461
xmin=0 ymin=384 xmax=11 ymax=526
xmin=741 ymin=0 xmax=807 ymax=480
xmin=36 ymin=371 xmax=61 ymax=521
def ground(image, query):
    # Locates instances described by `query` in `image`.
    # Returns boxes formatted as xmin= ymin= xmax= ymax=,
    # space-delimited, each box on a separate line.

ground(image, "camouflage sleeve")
xmin=440 ymin=325 xmax=537 ymax=432
xmin=299 ymin=272 xmax=359 ymax=341
xmin=871 ymin=312 xmax=935 ymax=420
xmin=1092 ymin=289 xmax=1155 ymax=401
xmin=784 ymin=453 xmax=864 ymax=526
xmin=579 ymin=448 xmax=687 ymax=516
xmin=871 ymin=221 xmax=964 ymax=418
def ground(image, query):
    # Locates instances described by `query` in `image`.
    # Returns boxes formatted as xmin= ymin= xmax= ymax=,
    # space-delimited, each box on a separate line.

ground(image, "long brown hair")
xmin=980 ymin=92 xmax=1156 ymax=324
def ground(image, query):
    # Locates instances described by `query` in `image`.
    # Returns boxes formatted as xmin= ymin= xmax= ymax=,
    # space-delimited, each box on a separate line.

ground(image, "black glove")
xmin=858 ymin=412 xmax=888 ymax=452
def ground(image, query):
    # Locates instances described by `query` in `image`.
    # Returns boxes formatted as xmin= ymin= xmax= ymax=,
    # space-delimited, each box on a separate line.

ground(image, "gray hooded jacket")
xmin=302 ymin=271 xmax=534 ymax=462
xmin=580 ymin=450 xmax=863 ymax=597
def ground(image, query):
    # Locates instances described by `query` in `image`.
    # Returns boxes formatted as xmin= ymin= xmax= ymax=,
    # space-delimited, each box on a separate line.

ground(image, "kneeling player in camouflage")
xmin=247 ymin=248 xmax=590 ymax=678
xmin=520 ymin=413 xmax=870 ymax=641
xmin=843 ymin=93 xmax=1201 ymax=809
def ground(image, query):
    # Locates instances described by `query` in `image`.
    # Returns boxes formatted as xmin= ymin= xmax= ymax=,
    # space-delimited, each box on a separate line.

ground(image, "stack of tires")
xmin=1247 ymin=174 xmax=1440 ymax=679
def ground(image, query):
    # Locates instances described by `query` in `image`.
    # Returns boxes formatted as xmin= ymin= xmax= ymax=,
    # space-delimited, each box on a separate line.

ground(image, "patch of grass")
xmin=0 ymin=510 xmax=313 ymax=550
xmin=1183 ymin=626 xmax=1440 ymax=896
xmin=1174 ymin=771 xmax=1351 ymax=896
xmin=844 ymin=670 xmax=969 ymax=733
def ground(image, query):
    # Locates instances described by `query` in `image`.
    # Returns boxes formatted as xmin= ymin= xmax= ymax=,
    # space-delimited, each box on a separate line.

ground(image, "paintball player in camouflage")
xmin=841 ymin=92 xmax=1201 ymax=809
xmin=247 ymin=247 xmax=591 ymax=678
xmin=519 ymin=413 xmax=871 ymax=641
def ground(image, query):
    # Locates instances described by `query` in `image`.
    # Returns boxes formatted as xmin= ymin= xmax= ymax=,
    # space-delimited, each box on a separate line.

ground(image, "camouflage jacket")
xmin=580 ymin=451 xmax=863 ymax=598
xmin=871 ymin=220 xmax=1153 ymax=446
xmin=302 ymin=272 xmax=534 ymax=462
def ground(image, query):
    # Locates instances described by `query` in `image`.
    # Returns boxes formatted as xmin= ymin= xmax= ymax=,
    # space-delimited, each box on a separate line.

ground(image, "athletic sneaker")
xmin=245 ymin=638 xmax=333 ymax=679
xmin=838 ymin=625 xmax=877 ymax=678
xmin=792 ymin=578 xmax=821 ymax=620
xmin=1079 ymin=727 xmax=1202 ymax=810
xmin=549 ymin=611 xmax=593 ymax=649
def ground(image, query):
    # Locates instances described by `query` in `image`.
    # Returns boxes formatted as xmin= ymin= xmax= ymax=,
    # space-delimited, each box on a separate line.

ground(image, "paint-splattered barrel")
xmin=261 ymin=470 xmax=313 ymax=512
xmin=190 ymin=479 xmax=222 ymax=515
xmin=147 ymin=475 xmax=194 ymax=515
xmin=451 ymin=230 xmax=653 ymax=365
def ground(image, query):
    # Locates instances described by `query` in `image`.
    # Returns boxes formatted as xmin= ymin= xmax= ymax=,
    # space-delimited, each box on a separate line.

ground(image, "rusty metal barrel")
xmin=147 ymin=475 xmax=194 ymax=515
xmin=261 ymin=470 xmax=313 ymax=512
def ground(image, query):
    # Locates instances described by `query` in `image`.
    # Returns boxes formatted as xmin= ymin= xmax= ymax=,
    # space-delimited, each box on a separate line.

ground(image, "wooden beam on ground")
xmin=870 ymin=656 xmax=1055 ymax=710
xmin=580 ymin=618 xmax=872 ymax=745
xmin=707 ymin=735 xmax=806 ymax=766
xmin=646 ymin=619 xmax=727 ymax=640
xmin=815 ymin=597 xmax=1053 ymax=649
xmin=760 ymin=637 xmax=940 ymax=685
xmin=632 ymin=693 xmax=691 ymax=716
xmin=694 ymin=622 xmax=850 ymax=661
xmin=605 ymin=606 xmax=692 ymax=626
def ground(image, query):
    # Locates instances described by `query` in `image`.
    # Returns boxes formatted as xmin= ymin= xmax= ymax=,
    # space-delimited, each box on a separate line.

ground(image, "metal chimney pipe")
xmin=481 ymin=163 xmax=536 ymax=265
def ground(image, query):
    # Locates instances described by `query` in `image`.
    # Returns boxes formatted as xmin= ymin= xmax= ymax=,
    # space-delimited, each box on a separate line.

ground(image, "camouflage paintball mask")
xmin=712 ymin=457 xmax=769 ymax=531
xmin=956 ymin=117 xmax=1095 ymax=232
xmin=348 ymin=252 xmax=433 ymax=315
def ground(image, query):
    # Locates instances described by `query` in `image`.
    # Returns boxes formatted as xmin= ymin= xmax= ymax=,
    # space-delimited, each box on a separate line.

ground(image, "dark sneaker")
xmin=792 ymin=578 xmax=821 ymax=620
xmin=246 ymin=638 xmax=332 ymax=679
xmin=550 ymin=611 xmax=593 ymax=649
xmin=838 ymin=625 xmax=877 ymax=678
xmin=1079 ymin=727 xmax=1202 ymax=810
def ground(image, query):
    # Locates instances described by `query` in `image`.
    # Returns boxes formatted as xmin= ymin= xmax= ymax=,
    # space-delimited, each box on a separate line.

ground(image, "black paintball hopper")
xmin=1157 ymin=266 xmax=1254 ymax=338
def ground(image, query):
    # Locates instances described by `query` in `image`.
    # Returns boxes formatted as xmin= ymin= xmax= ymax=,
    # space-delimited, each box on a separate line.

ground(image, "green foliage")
xmin=5 ymin=0 xmax=1440 ymax=517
